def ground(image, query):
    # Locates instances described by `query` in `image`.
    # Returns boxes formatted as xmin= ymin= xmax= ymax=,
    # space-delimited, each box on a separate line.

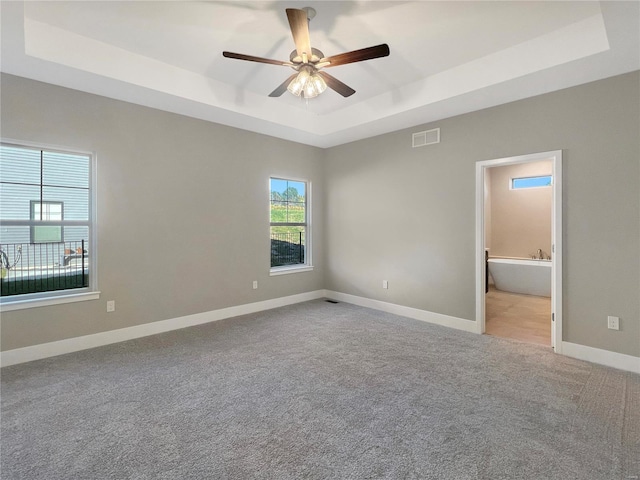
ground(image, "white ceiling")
xmin=2 ymin=1 xmax=638 ymax=148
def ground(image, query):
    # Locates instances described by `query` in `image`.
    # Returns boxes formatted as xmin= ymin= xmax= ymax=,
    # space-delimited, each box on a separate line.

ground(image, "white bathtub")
xmin=487 ymin=257 xmax=551 ymax=297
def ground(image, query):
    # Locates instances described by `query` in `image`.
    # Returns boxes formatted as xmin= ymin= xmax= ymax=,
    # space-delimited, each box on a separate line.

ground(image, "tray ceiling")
xmin=2 ymin=1 xmax=638 ymax=147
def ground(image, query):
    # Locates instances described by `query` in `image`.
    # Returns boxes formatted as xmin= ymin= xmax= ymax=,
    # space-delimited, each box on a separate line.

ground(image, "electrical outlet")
xmin=607 ymin=316 xmax=619 ymax=330
xmin=382 ymin=280 xmax=388 ymax=289
xmin=252 ymin=280 xmax=258 ymax=290
xmin=106 ymin=300 xmax=115 ymax=313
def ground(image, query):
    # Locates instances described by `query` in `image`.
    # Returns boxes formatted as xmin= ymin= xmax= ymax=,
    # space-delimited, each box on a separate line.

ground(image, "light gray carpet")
xmin=2 ymin=300 xmax=639 ymax=479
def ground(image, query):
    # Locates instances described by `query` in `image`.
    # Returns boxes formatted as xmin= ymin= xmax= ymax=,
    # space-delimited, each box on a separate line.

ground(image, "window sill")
xmin=0 ymin=290 xmax=101 ymax=312
xmin=270 ymin=265 xmax=314 ymax=276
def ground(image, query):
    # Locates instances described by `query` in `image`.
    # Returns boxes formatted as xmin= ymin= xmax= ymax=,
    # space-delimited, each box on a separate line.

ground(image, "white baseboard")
xmin=4 ymin=289 xmax=637 ymax=375
xmin=326 ymin=290 xmax=640 ymax=374
xmin=561 ymin=341 xmax=640 ymax=374
xmin=0 ymin=290 xmax=326 ymax=367
xmin=325 ymin=290 xmax=477 ymax=333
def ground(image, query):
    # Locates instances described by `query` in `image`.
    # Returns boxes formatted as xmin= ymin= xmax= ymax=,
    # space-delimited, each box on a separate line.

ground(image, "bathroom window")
xmin=511 ymin=175 xmax=552 ymax=190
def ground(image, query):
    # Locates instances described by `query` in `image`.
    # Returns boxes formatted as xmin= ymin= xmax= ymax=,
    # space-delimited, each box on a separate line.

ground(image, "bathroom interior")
xmin=484 ymin=160 xmax=552 ymax=346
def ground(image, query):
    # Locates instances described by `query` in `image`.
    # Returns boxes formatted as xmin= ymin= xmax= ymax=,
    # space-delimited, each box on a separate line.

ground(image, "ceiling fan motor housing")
xmin=290 ymin=47 xmax=324 ymax=66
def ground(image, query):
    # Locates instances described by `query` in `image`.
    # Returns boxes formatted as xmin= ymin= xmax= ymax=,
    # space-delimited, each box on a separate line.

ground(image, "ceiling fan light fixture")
xmin=303 ymin=73 xmax=327 ymax=98
xmin=287 ymin=66 xmax=327 ymax=99
xmin=287 ymin=67 xmax=311 ymax=96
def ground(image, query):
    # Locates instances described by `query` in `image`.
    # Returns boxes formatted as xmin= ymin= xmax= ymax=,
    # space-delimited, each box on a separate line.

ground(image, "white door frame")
xmin=475 ymin=150 xmax=563 ymax=352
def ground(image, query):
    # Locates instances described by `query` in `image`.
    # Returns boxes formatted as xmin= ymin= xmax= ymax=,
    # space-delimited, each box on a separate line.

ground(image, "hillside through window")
xmin=270 ymin=178 xmax=309 ymax=270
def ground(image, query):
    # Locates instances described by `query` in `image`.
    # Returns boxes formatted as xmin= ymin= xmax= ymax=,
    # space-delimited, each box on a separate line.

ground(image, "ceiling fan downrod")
xmin=302 ymin=7 xmax=316 ymax=22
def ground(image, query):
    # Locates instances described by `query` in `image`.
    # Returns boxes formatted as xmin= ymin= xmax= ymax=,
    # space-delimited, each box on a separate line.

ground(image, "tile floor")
xmin=485 ymin=286 xmax=551 ymax=346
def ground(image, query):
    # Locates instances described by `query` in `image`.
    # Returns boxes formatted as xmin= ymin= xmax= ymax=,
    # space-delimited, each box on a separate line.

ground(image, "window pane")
xmin=30 ymin=201 xmax=64 ymax=243
xmin=270 ymin=178 xmax=306 ymax=223
xmin=43 ymin=186 xmax=89 ymax=221
xmin=270 ymin=178 xmax=288 ymax=200
xmin=1 ymin=226 xmax=89 ymax=297
xmin=0 ymin=145 xmax=41 ymax=186
xmin=32 ymin=226 xmax=62 ymax=243
xmin=0 ymin=183 xmax=40 ymax=220
xmin=270 ymin=227 xmax=305 ymax=267
xmin=0 ymin=226 xmax=30 ymax=248
xmin=512 ymin=175 xmax=552 ymax=189
xmin=42 ymin=151 xmax=90 ymax=189
xmin=31 ymin=202 xmax=63 ymax=221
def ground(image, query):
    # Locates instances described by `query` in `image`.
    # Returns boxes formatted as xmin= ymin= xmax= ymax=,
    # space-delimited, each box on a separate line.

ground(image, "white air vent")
xmin=412 ymin=128 xmax=440 ymax=148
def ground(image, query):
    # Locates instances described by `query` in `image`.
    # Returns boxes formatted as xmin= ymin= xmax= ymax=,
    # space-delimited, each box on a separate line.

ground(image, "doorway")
xmin=475 ymin=151 xmax=562 ymax=352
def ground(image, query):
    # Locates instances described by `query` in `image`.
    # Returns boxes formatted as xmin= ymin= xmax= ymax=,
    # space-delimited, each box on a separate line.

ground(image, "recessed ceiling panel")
xmin=2 ymin=1 xmax=638 ymax=147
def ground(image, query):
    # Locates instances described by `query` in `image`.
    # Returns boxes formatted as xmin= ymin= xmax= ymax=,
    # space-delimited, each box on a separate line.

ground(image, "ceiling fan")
xmin=222 ymin=7 xmax=390 ymax=99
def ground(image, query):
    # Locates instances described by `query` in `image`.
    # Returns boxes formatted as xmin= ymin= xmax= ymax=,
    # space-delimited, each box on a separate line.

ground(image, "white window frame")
xmin=0 ymin=140 xmax=99 ymax=311
xmin=269 ymin=176 xmax=313 ymax=276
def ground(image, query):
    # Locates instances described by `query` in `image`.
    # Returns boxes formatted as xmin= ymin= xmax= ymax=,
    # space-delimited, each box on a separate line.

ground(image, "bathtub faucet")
xmin=531 ymin=249 xmax=547 ymax=259
xmin=532 ymin=249 xmax=551 ymax=260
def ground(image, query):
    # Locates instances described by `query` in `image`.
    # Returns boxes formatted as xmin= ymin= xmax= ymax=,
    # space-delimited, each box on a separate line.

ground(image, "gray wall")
xmin=325 ymin=71 xmax=639 ymax=357
xmin=488 ymin=161 xmax=552 ymax=259
xmin=2 ymin=71 xmax=639 ymax=359
xmin=0 ymin=74 xmax=325 ymax=351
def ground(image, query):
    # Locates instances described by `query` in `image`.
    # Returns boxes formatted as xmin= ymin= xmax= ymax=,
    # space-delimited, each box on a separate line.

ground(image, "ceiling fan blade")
xmin=322 ymin=44 xmax=390 ymax=67
xmin=223 ymin=51 xmax=291 ymax=66
xmin=317 ymin=72 xmax=356 ymax=97
xmin=269 ymin=74 xmax=298 ymax=97
xmin=286 ymin=8 xmax=312 ymax=59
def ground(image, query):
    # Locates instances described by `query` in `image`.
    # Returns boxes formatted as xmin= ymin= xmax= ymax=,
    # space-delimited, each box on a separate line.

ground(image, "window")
xmin=0 ymin=142 xmax=95 ymax=303
xmin=511 ymin=175 xmax=552 ymax=189
xmin=270 ymin=177 xmax=311 ymax=272
xmin=31 ymin=201 xmax=64 ymax=243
